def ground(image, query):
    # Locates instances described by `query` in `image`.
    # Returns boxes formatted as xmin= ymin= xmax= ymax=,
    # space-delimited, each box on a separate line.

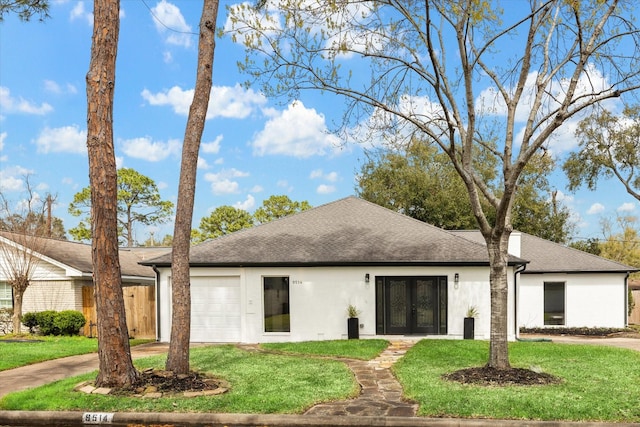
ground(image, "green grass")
xmin=0 ymin=336 xmax=152 ymax=371
xmin=394 ymin=339 xmax=640 ymax=422
xmin=261 ymin=339 xmax=389 ymax=360
xmin=0 ymin=345 xmax=358 ymax=414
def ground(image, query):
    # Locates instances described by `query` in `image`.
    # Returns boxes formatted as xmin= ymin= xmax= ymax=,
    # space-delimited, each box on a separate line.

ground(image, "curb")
xmin=1 ymin=411 xmax=640 ymax=427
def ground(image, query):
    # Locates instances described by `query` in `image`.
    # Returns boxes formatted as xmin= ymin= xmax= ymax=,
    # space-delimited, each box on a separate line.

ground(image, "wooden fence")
xmin=82 ymin=285 xmax=156 ymax=339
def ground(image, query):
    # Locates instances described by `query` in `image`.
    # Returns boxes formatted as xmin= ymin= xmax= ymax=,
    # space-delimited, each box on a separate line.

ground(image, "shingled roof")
xmin=0 ymin=232 xmax=159 ymax=281
xmin=143 ymin=197 xmax=525 ymax=267
xmin=451 ymin=230 xmax=637 ymax=274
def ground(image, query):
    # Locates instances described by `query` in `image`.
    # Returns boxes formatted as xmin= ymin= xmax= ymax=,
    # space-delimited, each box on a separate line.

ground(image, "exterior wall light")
xmin=365 ymin=273 xmax=370 ymax=283
xmin=454 ymin=273 xmax=459 ymax=289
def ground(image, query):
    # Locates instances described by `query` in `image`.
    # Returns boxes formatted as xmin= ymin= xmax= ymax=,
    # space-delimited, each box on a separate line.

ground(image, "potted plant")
xmin=464 ymin=305 xmax=478 ymax=340
xmin=347 ymin=304 xmax=360 ymax=339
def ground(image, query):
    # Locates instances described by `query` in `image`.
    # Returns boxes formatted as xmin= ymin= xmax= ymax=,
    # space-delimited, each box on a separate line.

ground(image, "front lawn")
xmin=394 ymin=339 xmax=640 ymax=422
xmin=0 ymin=336 xmax=151 ymax=371
xmin=0 ymin=344 xmax=357 ymax=414
xmin=262 ymin=338 xmax=388 ymax=360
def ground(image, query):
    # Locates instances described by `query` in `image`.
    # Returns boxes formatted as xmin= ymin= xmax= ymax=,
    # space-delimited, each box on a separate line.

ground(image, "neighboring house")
xmin=0 ymin=232 xmax=166 ymax=338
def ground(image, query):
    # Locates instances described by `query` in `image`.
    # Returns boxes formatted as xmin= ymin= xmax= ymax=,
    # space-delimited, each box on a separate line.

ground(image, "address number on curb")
xmin=82 ymin=412 xmax=114 ymax=424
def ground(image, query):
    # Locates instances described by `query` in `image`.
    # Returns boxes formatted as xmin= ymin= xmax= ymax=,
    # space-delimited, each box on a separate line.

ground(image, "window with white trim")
xmin=0 ymin=282 xmax=12 ymax=309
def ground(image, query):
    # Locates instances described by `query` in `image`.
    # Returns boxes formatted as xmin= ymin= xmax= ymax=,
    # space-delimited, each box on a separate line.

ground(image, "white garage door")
xmin=190 ymin=276 xmax=241 ymax=342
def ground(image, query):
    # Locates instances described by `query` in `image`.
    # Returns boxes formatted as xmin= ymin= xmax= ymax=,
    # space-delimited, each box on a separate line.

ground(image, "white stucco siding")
xmin=157 ymin=264 xmax=517 ymax=343
xmin=518 ymin=273 xmax=627 ymax=329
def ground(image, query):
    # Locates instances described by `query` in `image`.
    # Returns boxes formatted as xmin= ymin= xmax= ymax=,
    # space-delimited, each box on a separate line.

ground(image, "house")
xmin=451 ymin=230 xmax=635 ymax=330
xmin=0 ymin=232 xmax=167 ymax=338
xmin=143 ymin=197 xmax=635 ymax=344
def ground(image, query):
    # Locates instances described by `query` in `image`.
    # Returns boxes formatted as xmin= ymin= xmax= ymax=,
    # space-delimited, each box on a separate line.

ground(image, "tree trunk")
xmin=165 ymin=0 xmax=219 ymax=375
xmin=86 ymin=0 xmax=138 ymax=388
xmin=11 ymin=284 xmax=25 ymax=334
xmin=486 ymin=233 xmax=511 ymax=369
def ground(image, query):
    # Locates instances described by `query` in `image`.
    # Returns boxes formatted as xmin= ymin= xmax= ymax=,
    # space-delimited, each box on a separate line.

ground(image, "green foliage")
xmin=193 ymin=195 xmax=312 ymax=243
xmin=253 ymin=195 xmax=311 ymax=224
xmin=52 ymin=310 xmax=86 ymax=336
xmin=29 ymin=310 xmax=86 ymax=336
xmin=193 ymin=205 xmax=255 ymax=243
xmin=569 ymin=238 xmax=602 ymax=255
xmin=21 ymin=312 xmax=38 ymax=333
xmin=563 ymin=106 xmax=640 ymax=202
xmin=34 ymin=310 xmax=58 ymax=335
xmin=357 ymin=144 xmax=575 ymax=242
xmin=519 ymin=326 xmax=636 ymax=336
xmin=630 ymin=288 xmax=636 ymax=317
xmin=68 ymin=168 xmax=174 ymax=246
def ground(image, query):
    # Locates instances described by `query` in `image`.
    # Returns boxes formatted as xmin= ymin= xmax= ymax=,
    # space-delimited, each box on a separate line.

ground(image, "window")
xmin=0 ymin=282 xmax=12 ymax=309
xmin=264 ymin=276 xmax=290 ymax=332
xmin=544 ymin=282 xmax=565 ymax=325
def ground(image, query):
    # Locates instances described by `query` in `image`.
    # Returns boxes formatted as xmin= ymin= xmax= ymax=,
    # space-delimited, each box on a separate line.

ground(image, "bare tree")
xmin=228 ymin=0 xmax=640 ymax=368
xmin=86 ymin=0 xmax=138 ymax=387
xmin=166 ymin=0 xmax=219 ymax=374
xmin=0 ymin=182 xmax=52 ymax=333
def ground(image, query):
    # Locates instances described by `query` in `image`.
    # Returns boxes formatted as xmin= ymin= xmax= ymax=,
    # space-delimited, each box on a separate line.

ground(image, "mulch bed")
xmin=443 ymin=366 xmax=562 ymax=386
xmin=111 ymin=369 xmax=223 ymax=396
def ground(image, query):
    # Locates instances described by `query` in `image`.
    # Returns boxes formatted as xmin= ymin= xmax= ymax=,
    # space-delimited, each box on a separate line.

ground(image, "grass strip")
xmin=261 ymin=339 xmax=389 ymax=360
xmin=0 ymin=336 xmax=151 ymax=371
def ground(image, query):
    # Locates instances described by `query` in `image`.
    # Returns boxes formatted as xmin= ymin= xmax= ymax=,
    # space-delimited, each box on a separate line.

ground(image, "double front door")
xmin=376 ymin=276 xmax=447 ymax=335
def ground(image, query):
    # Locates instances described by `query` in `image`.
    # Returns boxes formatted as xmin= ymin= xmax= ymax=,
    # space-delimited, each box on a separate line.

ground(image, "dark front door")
xmin=377 ymin=276 xmax=447 ymax=335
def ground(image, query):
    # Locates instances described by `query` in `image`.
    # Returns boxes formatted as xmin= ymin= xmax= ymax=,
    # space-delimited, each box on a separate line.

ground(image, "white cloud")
xmin=0 ymin=86 xmax=53 ymax=115
xmin=44 ymin=80 xmax=77 ymax=95
xmin=201 ymin=135 xmax=222 ymax=154
xmin=587 ymin=203 xmax=605 ymax=215
xmin=197 ymin=157 xmax=210 ymax=169
xmin=34 ymin=125 xmax=86 ymax=154
xmin=317 ymin=184 xmax=336 ymax=194
xmin=204 ymin=168 xmax=250 ymax=195
xmin=234 ymin=194 xmax=256 ymax=211
xmin=119 ymin=136 xmax=181 ymax=161
xmin=70 ymin=1 xmax=93 ymax=25
xmin=250 ymin=185 xmax=263 ymax=193
xmin=252 ymin=101 xmax=342 ymax=158
xmin=151 ymin=0 xmax=193 ymax=48
xmin=617 ymin=202 xmax=636 ymax=213
xmin=162 ymin=51 xmax=173 ymax=63
xmin=0 ymin=166 xmax=33 ymax=192
xmin=141 ymin=84 xmax=266 ymax=119
xmin=310 ymin=169 xmax=339 ymax=182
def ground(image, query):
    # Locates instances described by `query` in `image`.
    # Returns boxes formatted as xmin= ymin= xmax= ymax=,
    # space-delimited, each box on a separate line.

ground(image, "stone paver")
xmin=304 ymin=340 xmax=419 ymax=417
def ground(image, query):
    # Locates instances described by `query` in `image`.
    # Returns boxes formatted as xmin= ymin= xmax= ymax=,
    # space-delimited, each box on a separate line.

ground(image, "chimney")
xmin=508 ymin=231 xmax=521 ymax=257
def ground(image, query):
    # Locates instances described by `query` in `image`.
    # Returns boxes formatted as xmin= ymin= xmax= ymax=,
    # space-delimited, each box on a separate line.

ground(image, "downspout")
xmin=152 ymin=265 xmax=161 ymax=342
xmin=625 ymin=272 xmax=630 ymax=328
xmin=513 ymin=263 xmax=526 ymax=341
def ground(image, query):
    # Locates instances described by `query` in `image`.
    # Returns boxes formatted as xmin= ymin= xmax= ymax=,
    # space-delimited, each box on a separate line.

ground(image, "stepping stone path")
xmin=304 ymin=340 xmax=418 ymax=417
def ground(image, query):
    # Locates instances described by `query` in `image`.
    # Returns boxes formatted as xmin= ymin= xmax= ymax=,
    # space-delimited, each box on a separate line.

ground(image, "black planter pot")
xmin=347 ymin=317 xmax=359 ymax=339
xmin=463 ymin=317 xmax=475 ymax=340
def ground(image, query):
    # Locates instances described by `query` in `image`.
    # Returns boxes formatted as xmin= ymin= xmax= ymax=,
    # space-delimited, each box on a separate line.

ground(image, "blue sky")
xmin=0 ymin=1 xmax=637 ymax=244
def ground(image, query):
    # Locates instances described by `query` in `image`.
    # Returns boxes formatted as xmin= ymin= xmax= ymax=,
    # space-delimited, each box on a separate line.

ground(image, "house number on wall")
xmin=292 ymin=279 xmax=303 ymax=285
xmin=82 ymin=412 xmax=114 ymax=424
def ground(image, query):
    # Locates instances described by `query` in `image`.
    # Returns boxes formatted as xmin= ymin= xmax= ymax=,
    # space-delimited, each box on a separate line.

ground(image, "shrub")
xmin=0 ymin=308 xmax=13 ymax=335
xmin=35 ymin=310 xmax=59 ymax=335
xmin=53 ymin=310 xmax=86 ymax=336
xmin=21 ymin=311 xmax=39 ymax=334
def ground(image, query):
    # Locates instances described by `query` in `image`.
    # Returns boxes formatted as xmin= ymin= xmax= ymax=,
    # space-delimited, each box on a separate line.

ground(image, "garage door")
xmin=190 ymin=276 xmax=241 ymax=342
